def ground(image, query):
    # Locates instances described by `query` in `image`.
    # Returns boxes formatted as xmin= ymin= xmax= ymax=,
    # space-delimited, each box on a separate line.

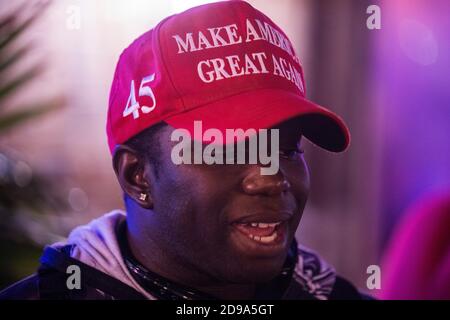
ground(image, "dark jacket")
xmin=0 ymin=211 xmax=370 ymax=300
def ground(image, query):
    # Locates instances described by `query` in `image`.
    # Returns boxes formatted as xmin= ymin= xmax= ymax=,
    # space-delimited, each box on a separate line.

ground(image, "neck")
xmin=125 ymin=219 xmax=256 ymax=300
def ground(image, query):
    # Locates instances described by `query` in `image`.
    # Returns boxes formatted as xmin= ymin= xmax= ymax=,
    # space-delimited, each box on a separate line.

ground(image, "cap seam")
xmin=155 ymin=15 xmax=187 ymax=111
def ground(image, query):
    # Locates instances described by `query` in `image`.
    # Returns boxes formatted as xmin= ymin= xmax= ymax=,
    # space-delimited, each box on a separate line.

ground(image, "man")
xmin=0 ymin=1 xmax=365 ymax=300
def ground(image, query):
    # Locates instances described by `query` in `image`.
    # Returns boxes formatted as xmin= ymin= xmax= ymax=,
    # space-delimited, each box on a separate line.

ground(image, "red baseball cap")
xmin=107 ymin=0 xmax=350 ymax=154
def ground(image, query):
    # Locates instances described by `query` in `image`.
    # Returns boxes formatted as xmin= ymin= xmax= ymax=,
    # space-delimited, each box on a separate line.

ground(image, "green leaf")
xmin=0 ymin=2 xmax=49 ymax=50
xmin=0 ymin=64 xmax=43 ymax=105
xmin=0 ymin=98 xmax=63 ymax=133
xmin=0 ymin=7 xmax=20 ymax=30
xmin=0 ymin=44 xmax=33 ymax=75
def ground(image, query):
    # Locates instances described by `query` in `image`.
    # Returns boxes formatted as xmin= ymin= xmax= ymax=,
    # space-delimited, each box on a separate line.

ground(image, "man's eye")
xmin=279 ymin=148 xmax=304 ymax=160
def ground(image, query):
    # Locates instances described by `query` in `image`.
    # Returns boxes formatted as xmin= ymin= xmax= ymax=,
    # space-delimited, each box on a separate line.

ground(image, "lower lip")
xmin=230 ymin=221 xmax=289 ymax=256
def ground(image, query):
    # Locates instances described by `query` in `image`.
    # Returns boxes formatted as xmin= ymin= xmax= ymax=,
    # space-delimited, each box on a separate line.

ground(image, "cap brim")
xmin=165 ymin=88 xmax=350 ymax=152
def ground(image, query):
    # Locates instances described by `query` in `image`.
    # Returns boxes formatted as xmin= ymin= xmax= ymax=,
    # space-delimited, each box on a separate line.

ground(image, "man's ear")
xmin=112 ymin=144 xmax=153 ymax=209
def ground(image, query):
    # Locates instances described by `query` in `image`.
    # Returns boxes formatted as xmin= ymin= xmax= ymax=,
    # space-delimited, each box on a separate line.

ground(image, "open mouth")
xmin=229 ymin=212 xmax=292 ymax=256
xmin=233 ymin=221 xmax=283 ymax=245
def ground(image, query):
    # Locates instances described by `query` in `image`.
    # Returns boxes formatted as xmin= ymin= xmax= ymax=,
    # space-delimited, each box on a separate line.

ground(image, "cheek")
xmin=280 ymin=160 xmax=310 ymax=243
xmin=283 ymin=158 xmax=310 ymax=208
xmin=153 ymin=163 xmax=230 ymax=243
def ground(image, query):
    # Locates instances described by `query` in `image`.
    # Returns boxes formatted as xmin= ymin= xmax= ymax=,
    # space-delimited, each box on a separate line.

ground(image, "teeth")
xmin=248 ymin=231 xmax=278 ymax=243
xmin=240 ymin=221 xmax=283 ymax=244
xmin=257 ymin=223 xmax=269 ymax=228
xmin=247 ymin=222 xmax=282 ymax=228
xmin=260 ymin=232 xmax=278 ymax=243
xmin=268 ymin=222 xmax=281 ymax=227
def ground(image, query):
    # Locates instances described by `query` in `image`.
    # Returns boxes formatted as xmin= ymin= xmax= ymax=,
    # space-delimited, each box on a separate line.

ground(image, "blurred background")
xmin=0 ymin=0 xmax=449 ymax=298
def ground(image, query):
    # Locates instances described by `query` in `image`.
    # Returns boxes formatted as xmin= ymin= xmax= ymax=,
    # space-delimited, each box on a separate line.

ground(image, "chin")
xmin=224 ymin=257 xmax=287 ymax=284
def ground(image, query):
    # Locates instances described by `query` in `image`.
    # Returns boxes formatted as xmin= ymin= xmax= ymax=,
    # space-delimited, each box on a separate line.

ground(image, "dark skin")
xmin=112 ymin=119 xmax=310 ymax=299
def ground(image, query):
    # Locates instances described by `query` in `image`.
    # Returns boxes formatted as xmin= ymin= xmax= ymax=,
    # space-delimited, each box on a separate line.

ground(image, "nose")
xmin=241 ymin=166 xmax=291 ymax=196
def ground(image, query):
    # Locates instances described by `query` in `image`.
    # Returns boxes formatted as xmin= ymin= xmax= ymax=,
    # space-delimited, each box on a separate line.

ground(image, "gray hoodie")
xmin=51 ymin=210 xmax=337 ymax=300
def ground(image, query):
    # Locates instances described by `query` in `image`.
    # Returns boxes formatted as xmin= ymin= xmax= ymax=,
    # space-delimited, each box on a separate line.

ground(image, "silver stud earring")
xmin=139 ymin=193 xmax=147 ymax=201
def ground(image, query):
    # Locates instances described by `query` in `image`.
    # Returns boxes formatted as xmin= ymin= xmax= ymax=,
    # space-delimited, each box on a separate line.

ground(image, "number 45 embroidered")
xmin=123 ymin=73 xmax=157 ymax=119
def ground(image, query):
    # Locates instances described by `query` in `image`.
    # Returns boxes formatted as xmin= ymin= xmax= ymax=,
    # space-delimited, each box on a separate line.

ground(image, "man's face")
xmin=147 ymin=120 xmax=310 ymax=284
